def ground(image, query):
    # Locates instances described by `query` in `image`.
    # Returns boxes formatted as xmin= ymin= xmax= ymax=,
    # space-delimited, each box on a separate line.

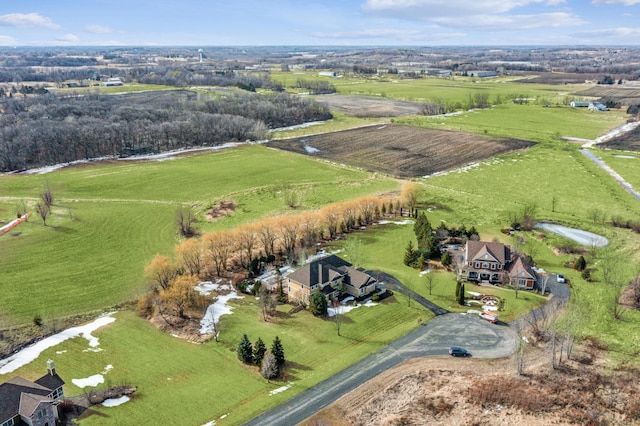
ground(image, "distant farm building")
xmin=100 ymin=78 xmax=124 ymax=87
xmin=468 ymin=70 xmax=498 ymax=78
xmin=570 ymin=101 xmax=607 ymax=111
xmin=425 ymin=69 xmax=452 ymax=77
xmin=318 ymin=71 xmax=338 ymax=77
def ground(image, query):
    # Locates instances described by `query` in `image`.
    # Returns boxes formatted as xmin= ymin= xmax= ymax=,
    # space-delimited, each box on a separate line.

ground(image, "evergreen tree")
xmin=261 ymin=350 xmax=279 ymax=379
xmin=455 ymin=280 xmax=461 ymax=298
xmin=403 ymin=240 xmax=417 ymax=267
xmin=417 ymin=253 xmax=426 ymax=270
xmin=237 ymin=334 xmax=253 ymax=364
xmin=381 ymin=203 xmax=387 ymax=216
xmin=271 ymin=336 xmax=285 ymax=368
xmin=575 ymin=255 xmax=587 ymax=271
xmin=309 ymin=289 xmax=328 ymax=316
xmin=441 ymin=251 xmax=451 ymax=266
xmin=253 ymin=337 xmax=267 ymax=366
xmin=458 ymin=283 xmax=465 ymax=305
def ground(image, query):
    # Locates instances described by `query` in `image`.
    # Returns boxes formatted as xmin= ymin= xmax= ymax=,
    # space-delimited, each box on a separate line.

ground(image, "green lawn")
xmin=395 ymin=103 xmax=628 ymax=143
xmin=591 ymin=148 xmax=640 ymax=199
xmin=336 ymin=221 xmax=546 ymax=323
xmin=270 ymin=71 xmax=590 ymax=105
xmin=5 ymin=298 xmax=427 ymax=425
xmin=0 ymin=145 xmax=398 ymax=324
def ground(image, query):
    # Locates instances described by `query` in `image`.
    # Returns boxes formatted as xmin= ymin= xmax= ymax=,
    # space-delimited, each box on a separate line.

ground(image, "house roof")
xmin=287 ymin=255 xmax=352 ymax=288
xmin=0 ymin=373 xmax=63 ymax=423
xmin=35 ymin=371 xmax=65 ymax=390
xmin=508 ymin=256 xmax=537 ymax=280
xmin=343 ymin=267 xmax=376 ymax=289
xmin=466 ymin=240 xmax=510 ymax=265
xmin=19 ymin=392 xmax=52 ymax=418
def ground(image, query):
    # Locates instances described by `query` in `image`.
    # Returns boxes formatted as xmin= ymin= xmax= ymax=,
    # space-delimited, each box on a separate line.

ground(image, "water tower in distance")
xmin=198 ymin=49 xmax=204 ymax=63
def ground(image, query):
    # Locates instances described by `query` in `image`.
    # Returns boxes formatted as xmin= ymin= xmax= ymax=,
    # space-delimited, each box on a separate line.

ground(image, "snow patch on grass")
xmin=200 ymin=292 xmax=244 ymax=335
xmin=102 ymin=395 xmax=130 ymax=407
xmin=0 ymin=312 xmax=116 ymax=375
xmin=269 ymin=382 xmax=294 ymax=396
xmin=72 ymin=374 xmax=104 ymax=388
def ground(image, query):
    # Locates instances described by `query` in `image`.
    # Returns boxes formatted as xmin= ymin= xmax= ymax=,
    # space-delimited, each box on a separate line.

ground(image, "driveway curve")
xmin=245 ymin=314 xmax=515 ymax=426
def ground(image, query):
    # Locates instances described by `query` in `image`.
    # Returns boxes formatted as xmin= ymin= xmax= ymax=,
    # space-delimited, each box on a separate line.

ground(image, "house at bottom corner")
xmin=0 ymin=360 xmax=65 ymax=426
xmin=285 ymin=255 xmax=377 ymax=304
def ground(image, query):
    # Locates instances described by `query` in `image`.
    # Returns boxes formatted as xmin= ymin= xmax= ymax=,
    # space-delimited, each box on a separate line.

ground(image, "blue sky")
xmin=1 ymin=0 xmax=640 ymax=46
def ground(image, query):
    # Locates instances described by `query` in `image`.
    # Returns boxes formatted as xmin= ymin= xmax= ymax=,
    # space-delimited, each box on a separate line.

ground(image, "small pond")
xmin=535 ymin=223 xmax=608 ymax=247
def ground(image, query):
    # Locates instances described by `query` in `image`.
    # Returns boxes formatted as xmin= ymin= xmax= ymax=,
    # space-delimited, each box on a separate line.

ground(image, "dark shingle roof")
xmin=287 ymin=255 xmax=352 ymax=288
xmin=0 ymin=378 xmax=51 ymax=423
xmin=35 ymin=372 xmax=65 ymax=390
xmin=0 ymin=372 xmax=63 ymax=423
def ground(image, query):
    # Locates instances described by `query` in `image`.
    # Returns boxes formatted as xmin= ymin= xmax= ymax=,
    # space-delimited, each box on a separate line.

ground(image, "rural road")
xmin=245 ymin=314 xmax=515 ymax=426
xmin=245 ymin=270 xmax=523 ymax=426
xmin=246 ymin=274 xmax=570 ymax=426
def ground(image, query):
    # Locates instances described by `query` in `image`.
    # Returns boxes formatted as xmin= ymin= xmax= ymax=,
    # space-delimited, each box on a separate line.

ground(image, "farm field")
xmin=4 ymin=296 xmax=427 ymax=425
xmin=268 ymin=124 xmax=535 ymax=178
xmin=311 ymin=94 xmax=423 ymax=117
xmin=395 ymin=103 xmax=629 ymax=143
xmin=574 ymin=83 xmax=640 ymax=105
xmin=270 ymin=71 xmax=590 ymax=105
xmin=0 ymin=144 xmax=398 ymax=324
xmin=600 ymin=124 xmax=640 ymax=151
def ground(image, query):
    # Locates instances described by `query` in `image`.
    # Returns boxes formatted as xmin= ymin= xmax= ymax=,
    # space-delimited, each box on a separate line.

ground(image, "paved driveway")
xmin=245 ymin=313 xmax=515 ymax=426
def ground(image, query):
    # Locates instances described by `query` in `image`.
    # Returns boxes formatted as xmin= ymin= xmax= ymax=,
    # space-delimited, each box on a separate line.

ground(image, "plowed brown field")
xmin=268 ymin=124 xmax=534 ymax=178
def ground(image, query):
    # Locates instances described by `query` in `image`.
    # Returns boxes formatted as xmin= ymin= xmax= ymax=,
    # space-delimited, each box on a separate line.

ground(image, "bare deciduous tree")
xmin=40 ymin=183 xmax=54 ymax=208
xmin=425 ymin=272 xmax=436 ymax=296
xmin=332 ymin=301 xmax=344 ymax=337
xmin=35 ymin=202 xmax=50 ymax=226
xmin=176 ymin=207 xmax=198 ymax=238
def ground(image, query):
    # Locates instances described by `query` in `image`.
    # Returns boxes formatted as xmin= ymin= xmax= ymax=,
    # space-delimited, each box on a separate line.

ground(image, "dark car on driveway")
xmin=449 ymin=347 xmax=470 ymax=357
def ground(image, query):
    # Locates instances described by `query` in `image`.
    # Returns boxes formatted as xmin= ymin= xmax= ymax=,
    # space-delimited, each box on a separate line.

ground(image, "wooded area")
xmin=0 ymin=89 xmax=331 ymax=172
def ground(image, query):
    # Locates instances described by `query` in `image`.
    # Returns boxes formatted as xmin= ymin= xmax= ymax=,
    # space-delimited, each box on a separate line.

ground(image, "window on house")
xmin=2 ymin=418 xmax=15 ymax=426
xmin=519 ymin=279 xmax=527 ymax=287
xmin=468 ymin=261 xmax=472 ymax=267
xmin=490 ymin=263 xmax=495 ymax=270
xmin=482 ymin=262 xmax=488 ymax=269
xmin=498 ymin=264 xmax=502 ymax=270
xmin=38 ymin=409 xmax=46 ymax=419
xmin=475 ymin=262 xmax=480 ymax=268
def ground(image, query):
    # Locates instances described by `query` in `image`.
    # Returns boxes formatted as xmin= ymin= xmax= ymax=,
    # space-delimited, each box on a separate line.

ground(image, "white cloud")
xmin=363 ymin=0 xmax=566 ymax=18
xmin=0 ymin=35 xmax=17 ymax=45
xmin=434 ymin=12 xmax=586 ymax=29
xmin=592 ymin=0 xmax=640 ymax=4
xmin=312 ymin=28 xmax=465 ymax=41
xmin=56 ymin=33 xmax=80 ymax=42
xmin=0 ymin=13 xmax=60 ymax=29
xmin=573 ymin=27 xmax=640 ymax=37
xmin=84 ymin=24 xmax=112 ymax=34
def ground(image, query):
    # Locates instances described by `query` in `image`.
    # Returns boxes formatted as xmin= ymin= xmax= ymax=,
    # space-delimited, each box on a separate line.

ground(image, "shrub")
xmin=575 ymin=255 xmax=587 ymax=271
xmin=441 ymin=251 xmax=451 ymax=266
xmin=309 ymin=290 xmax=328 ymax=316
xmin=237 ymin=334 xmax=253 ymax=364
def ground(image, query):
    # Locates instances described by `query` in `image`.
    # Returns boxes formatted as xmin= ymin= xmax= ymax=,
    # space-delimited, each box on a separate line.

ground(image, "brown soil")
xmin=303 ymin=341 xmax=640 ymax=426
xmin=313 ymin=94 xmax=424 ymax=117
xmin=206 ymin=200 xmax=237 ymax=222
xmin=269 ymin=124 xmax=534 ymax=178
xmin=148 ymin=308 xmax=209 ymax=343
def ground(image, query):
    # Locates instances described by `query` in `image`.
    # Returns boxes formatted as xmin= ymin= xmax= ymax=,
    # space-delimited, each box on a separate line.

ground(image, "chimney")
xmin=47 ymin=359 xmax=56 ymax=376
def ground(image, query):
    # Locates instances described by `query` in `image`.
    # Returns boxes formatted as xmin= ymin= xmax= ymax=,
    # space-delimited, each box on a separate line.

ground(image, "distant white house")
xmin=318 ymin=71 xmax=338 ymax=77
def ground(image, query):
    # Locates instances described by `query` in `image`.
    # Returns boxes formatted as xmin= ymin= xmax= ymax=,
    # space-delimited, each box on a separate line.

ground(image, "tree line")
xmin=0 ymin=90 xmax=331 ymax=172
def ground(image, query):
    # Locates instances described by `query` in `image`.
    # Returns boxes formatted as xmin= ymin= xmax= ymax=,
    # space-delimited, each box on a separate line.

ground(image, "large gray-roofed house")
xmin=0 ymin=360 xmax=64 ymax=426
xmin=286 ymin=255 xmax=377 ymax=304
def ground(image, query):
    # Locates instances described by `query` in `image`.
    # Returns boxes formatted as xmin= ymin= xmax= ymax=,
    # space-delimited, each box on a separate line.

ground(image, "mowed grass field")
xmin=0 ymin=144 xmax=399 ymax=324
xmin=5 ymin=297 xmax=427 ymax=425
xmin=270 ymin=71 xmax=590 ymax=105
xmin=396 ymin=103 xmax=629 ymax=143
